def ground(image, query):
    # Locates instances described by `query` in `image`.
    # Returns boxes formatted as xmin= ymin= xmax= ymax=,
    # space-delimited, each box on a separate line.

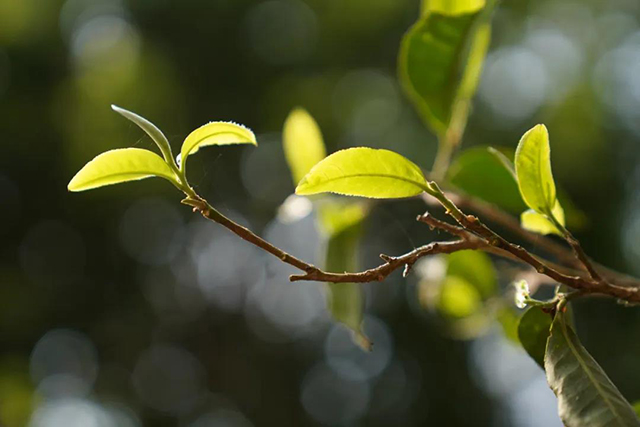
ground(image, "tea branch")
xmin=181 ymin=185 xmax=640 ymax=305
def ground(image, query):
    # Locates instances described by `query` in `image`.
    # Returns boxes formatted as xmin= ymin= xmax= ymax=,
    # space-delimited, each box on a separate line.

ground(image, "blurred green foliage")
xmin=2 ymin=0 xmax=640 ymax=425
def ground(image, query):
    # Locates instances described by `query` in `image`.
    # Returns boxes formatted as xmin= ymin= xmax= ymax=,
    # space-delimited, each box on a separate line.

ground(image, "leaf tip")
xmin=110 ymin=104 xmax=126 ymax=115
xmin=353 ymin=331 xmax=373 ymax=352
xmin=294 ymin=179 xmax=310 ymax=196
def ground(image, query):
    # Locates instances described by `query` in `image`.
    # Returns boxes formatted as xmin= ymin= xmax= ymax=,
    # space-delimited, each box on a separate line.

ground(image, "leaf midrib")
xmin=76 ymin=170 xmax=175 ymax=187
xmin=305 ymin=172 xmax=428 ymax=192
xmin=559 ymin=318 xmax=624 ymax=424
xmin=534 ymin=139 xmax=552 ymax=214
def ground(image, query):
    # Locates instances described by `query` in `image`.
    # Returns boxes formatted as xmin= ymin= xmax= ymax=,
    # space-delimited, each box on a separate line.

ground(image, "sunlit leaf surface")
xmin=68 ymin=148 xmax=177 ymax=192
xmin=296 ymin=148 xmax=428 ymax=199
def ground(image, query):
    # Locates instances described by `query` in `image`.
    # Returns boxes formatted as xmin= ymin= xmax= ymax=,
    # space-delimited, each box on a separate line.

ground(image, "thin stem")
xmin=178 ymin=186 xmax=640 ymax=305
xmin=182 ymin=194 xmax=320 ymax=275
xmin=431 ymin=101 xmax=469 ymax=181
xmin=422 ymin=190 xmax=640 ymax=288
xmin=549 ymin=213 xmax=603 ymax=282
xmin=423 ymin=183 xmax=640 ymax=303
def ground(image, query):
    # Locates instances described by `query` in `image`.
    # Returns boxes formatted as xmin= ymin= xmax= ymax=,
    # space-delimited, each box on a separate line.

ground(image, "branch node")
xmin=379 ymin=254 xmax=394 ymax=263
xmin=402 ymin=263 xmax=412 ymax=278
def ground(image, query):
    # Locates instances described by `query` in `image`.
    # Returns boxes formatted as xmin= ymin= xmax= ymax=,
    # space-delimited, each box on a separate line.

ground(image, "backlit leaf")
xmin=111 ymin=105 xmax=174 ymax=165
xmin=295 ymin=148 xmax=428 ymax=199
xmin=515 ymin=124 xmax=557 ymax=215
xmin=545 ymin=309 xmax=640 ymax=427
xmin=399 ymin=6 xmax=490 ymax=134
xmin=517 ymin=306 xmax=552 ymax=369
xmin=521 ymin=201 xmax=565 ymax=236
xmin=422 ymin=0 xmax=486 ymax=15
xmin=283 ymin=108 xmax=327 ymax=185
xmin=68 ymin=148 xmax=178 ymax=192
xmin=180 ymin=121 xmax=257 ymax=173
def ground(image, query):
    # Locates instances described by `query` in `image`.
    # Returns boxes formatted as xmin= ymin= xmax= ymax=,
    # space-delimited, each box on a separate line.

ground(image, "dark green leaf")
xmin=448 ymin=147 xmax=526 ymax=213
xmin=517 ymin=307 xmax=552 ymax=369
xmin=497 ymin=307 xmax=520 ymax=344
xmin=545 ymin=309 xmax=640 ymax=427
xmin=398 ymin=7 xmax=490 ymax=134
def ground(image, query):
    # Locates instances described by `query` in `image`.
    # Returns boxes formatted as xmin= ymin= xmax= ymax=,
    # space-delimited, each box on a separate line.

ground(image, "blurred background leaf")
xmin=2 ymin=0 xmax=640 ymax=425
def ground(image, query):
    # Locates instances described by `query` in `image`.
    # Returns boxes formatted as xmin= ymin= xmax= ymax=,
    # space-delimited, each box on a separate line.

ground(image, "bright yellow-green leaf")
xmin=399 ymin=7 xmax=491 ymax=134
xmin=295 ymin=147 xmax=428 ymax=199
xmin=422 ymin=0 xmax=486 ymax=15
xmin=446 ymin=250 xmax=496 ymax=299
xmin=633 ymin=401 xmax=640 ymax=418
xmin=283 ymin=108 xmax=327 ymax=185
xmin=180 ymin=121 xmax=257 ymax=172
xmin=111 ymin=105 xmax=174 ymax=165
xmin=515 ymin=124 xmax=558 ymax=215
xmin=68 ymin=148 xmax=178 ymax=192
xmin=521 ymin=200 xmax=565 ymax=236
xmin=438 ymin=276 xmax=482 ymax=319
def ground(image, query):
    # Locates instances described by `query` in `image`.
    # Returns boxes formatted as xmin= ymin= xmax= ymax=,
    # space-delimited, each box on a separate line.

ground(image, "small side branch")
xmin=182 ymin=187 xmax=640 ymax=305
xmin=290 ymin=240 xmax=483 ymax=283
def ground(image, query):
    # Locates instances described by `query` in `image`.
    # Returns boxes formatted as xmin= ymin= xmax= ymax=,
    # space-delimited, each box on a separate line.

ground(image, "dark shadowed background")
xmin=1 ymin=0 xmax=640 ymax=425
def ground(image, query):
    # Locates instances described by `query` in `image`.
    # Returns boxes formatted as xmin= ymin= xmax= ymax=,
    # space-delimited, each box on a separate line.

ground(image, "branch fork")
xmin=181 ymin=186 xmax=640 ymax=305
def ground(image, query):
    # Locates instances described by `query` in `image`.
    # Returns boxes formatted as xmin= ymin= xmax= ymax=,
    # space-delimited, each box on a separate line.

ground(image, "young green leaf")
xmin=634 ymin=401 xmax=640 ymax=418
xmin=111 ymin=105 xmax=175 ymax=166
xmin=321 ymin=205 xmax=370 ymax=351
xmin=515 ymin=124 xmax=557 ymax=215
xmin=545 ymin=309 xmax=640 ymax=427
xmin=399 ymin=7 xmax=491 ymax=135
xmin=422 ymin=0 xmax=486 ymax=15
xmin=521 ymin=201 xmax=565 ymax=236
xmin=448 ymin=147 xmax=526 ymax=213
xmin=295 ymin=148 xmax=428 ymax=199
xmin=283 ymin=108 xmax=327 ymax=185
xmin=180 ymin=121 xmax=257 ymax=173
xmin=517 ymin=307 xmax=552 ymax=369
xmin=68 ymin=148 xmax=178 ymax=192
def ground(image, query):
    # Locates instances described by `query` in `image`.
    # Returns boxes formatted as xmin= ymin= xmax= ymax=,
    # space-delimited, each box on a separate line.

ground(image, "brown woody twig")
xmin=181 ymin=184 xmax=640 ymax=305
